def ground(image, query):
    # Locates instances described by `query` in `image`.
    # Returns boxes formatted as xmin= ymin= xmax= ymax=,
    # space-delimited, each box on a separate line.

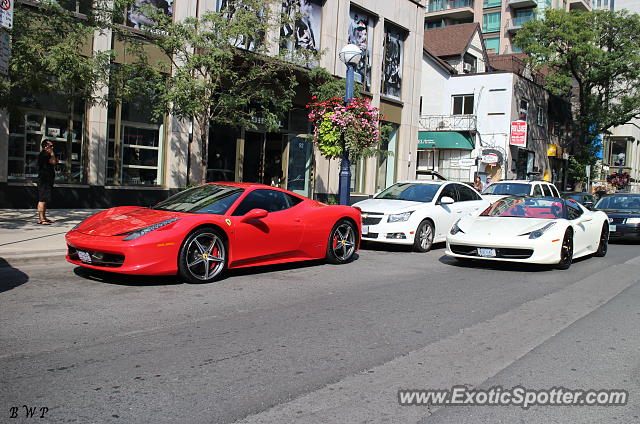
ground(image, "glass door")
xmin=286 ymin=136 xmax=312 ymax=196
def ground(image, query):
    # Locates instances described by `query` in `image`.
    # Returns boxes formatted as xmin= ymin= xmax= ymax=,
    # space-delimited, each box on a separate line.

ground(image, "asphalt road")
xmin=1 ymin=241 xmax=639 ymax=423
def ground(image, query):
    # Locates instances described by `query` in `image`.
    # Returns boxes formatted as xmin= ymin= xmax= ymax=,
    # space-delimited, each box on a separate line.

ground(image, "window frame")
xmin=452 ymin=94 xmax=474 ymax=115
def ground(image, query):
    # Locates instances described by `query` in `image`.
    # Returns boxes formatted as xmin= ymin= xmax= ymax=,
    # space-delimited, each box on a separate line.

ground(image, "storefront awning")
xmin=418 ymin=131 xmax=474 ymax=150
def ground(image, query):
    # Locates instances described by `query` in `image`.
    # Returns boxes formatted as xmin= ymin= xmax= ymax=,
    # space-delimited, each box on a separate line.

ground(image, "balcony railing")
xmin=419 ymin=115 xmax=477 ymax=132
xmin=428 ymin=0 xmax=474 ymax=13
xmin=505 ymin=16 xmax=534 ymax=31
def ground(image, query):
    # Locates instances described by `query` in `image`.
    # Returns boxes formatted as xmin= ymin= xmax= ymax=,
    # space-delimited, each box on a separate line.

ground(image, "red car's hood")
xmin=77 ymin=207 xmax=182 ymax=236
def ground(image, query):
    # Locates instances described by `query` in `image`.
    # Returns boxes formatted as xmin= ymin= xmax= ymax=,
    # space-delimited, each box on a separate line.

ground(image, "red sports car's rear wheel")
xmin=326 ymin=219 xmax=357 ymax=264
xmin=179 ymin=227 xmax=227 ymax=283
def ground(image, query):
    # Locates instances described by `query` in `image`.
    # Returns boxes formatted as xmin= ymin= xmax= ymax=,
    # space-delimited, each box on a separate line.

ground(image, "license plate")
xmin=361 ymin=225 xmax=369 ymax=235
xmin=610 ymin=225 xmax=616 ymax=232
xmin=477 ymin=248 xmax=496 ymax=257
xmin=77 ymin=251 xmax=92 ymax=263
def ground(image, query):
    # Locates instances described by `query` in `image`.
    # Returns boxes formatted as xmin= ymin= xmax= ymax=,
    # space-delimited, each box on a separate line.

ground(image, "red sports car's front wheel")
xmin=179 ymin=227 xmax=227 ymax=283
xmin=326 ymin=219 xmax=357 ymax=264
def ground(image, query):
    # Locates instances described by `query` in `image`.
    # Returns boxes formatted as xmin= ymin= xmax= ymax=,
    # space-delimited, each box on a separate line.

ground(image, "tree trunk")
xmin=198 ymin=116 xmax=209 ymax=184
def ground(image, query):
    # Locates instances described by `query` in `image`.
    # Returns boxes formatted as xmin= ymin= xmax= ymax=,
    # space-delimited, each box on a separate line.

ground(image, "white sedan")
xmin=445 ymin=196 xmax=609 ymax=269
xmin=353 ymin=181 xmax=489 ymax=252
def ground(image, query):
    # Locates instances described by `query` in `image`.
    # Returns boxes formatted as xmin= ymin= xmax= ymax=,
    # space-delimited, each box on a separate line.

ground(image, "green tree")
xmin=128 ymin=0 xmax=313 ymax=182
xmin=1 ymin=1 xmax=112 ymax=180
xmin=514 ymin=9 xmax=640 ymax=167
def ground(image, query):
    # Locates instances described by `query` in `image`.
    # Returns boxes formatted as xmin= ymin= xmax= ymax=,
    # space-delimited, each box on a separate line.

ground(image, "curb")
xmin=0 ymin=250 xmax=68 ymax=268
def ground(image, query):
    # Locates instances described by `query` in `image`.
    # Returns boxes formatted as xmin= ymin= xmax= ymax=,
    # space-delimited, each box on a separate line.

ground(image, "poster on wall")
xmin=347 ymin=8 xmax=374 ymax=92
xmin=127 ymin=0 xmax=173 ymax=31
xmin=382 ymin=25 xmax=404 ymax=99
xmin=280 ymin=0 xmax=322 ymax=57
xmin=510 ymin=120 xmax=527 ymax=147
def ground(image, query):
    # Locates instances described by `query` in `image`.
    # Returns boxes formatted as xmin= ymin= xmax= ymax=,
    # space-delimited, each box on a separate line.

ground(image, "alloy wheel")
xmin=186 ymin=232 xmax=226 ymax=281
xmin=331 ymin=223 xmax=356 ymax=261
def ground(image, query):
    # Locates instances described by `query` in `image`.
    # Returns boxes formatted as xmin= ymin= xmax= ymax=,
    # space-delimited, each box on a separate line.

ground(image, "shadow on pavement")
xmin=0 ymin=260 xmax=30 ymax=293
xmin=72 ymin=255 xmax=357 ymax=286
xmin=609 ymin=239 xmax=640 ymax=245
xmin=73 ymin=267 xmax=183 ymax=286
xmin=438 ymin=254 xmax=592 ymax=272
xmin=360 ymin=241 xmax=446 ymax=253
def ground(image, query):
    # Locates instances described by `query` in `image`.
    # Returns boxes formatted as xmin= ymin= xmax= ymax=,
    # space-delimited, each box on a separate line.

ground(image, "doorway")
xmin=242 ymin=131 xmax=285 ymax=186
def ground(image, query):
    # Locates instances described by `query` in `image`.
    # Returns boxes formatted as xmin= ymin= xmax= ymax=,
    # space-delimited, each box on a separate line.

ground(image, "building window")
xmin=280 ymin=0 xmax=322 ymax=60
xmin=426 ymin=20 xmax=444 ymax=30
xmin=119 ymin=0 xmax=174 ymax=30
xmin=8 ymin=89 xmax=86 ymax=183
xmin=53 ymin=0 xmax=91 ymax=14
xmin=483 ymin=0 xmax=502 ymax=7
xmin=537 ymin=106 xmax=545 ymax=127
xmin=484 ymin=37 xmax=500 ymax=54
xmin=106 ymin=94 xmax=164 ymax=186
xmin=9 ymin=110 xmax=85 ymax=183
xmin=463 ymin=53 xmax=477 ymax=73
xmin=376 ymin=123 xmax=399 ymax=191
xmin=350 ymin=159 xmax=366 ymax=193
xmin=348 ymin=7 xmax=375 ymax=92
xmin=382 ymin=24 xmax=405 ymax=100
xmin=519 ymin=99 xmax=529 ymax=121
xmin=482 ymin=12 xmax=501 ymax=33
xmin=452 ymin=95 xmax=474 ymax=115
xmin=514 ymin=9 xmax=535 ymax=27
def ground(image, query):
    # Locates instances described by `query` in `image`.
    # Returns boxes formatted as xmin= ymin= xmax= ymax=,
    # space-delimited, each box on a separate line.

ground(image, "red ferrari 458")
xmin=66 ymin=183 xmax=361 ymax=283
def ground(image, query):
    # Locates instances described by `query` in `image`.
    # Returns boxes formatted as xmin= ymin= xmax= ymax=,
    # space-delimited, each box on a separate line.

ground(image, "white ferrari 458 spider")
xmin=445 ymin=196 xmax=610 ymax=269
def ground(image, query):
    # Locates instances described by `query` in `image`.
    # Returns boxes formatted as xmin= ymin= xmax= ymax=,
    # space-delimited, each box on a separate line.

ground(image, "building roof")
xmin=423 ymin=23 xmax=481 ymax=58
xmin=423 ymin=46 xmax=456 ymax=74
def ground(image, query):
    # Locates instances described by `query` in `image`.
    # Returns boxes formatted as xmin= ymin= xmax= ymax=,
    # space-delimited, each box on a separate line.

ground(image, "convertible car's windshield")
xmin=480 ymin=197 xmax=565 ymax=219
xmin=595 ymin=194 xmax=640 ymax=210
xmin=482 ymin=183 xmax=530 ymax=196
xmin=375 ymin=183 xmax=440 ymax=203
xmin=153 ymin=184 xmax=244 ymax=214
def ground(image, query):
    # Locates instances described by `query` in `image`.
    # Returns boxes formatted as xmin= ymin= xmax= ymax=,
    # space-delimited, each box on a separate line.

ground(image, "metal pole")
xmin=338 ymin=62 xmax=355 ymax=205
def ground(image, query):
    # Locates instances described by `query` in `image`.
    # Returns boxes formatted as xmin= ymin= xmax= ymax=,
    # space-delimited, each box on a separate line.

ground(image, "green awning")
xmin=418 ymin=131 xmax=474 ymax=150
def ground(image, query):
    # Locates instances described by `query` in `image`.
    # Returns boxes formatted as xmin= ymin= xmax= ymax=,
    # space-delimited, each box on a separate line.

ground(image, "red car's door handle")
xmin=294 ymin=218 xmax=301 ymax=222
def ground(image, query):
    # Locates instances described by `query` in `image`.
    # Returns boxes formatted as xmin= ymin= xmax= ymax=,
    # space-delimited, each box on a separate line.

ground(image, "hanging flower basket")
xmin=306 ymin=96 xmax=383 ymax=160
xmin=606 ymin=172 xmax=630 ymax=190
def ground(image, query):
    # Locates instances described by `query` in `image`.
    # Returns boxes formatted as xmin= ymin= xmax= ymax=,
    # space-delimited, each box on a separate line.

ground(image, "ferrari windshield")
xmin=480 ymin=197 xmax=565 ymax=219
xmin=374 ymin=183 xmax=440 ymax=203
xmin=595 ymin=194 xmax=640 ymax=210
xmin=152 ymin=184 xmax=244 ymax=214
xmin=482 ymin=183 xmax=530 ymax=196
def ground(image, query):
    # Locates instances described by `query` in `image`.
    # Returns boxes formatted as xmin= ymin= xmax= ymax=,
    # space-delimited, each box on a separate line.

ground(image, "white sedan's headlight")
xmin=625 ymin=217 xmax=640 ymax=224
xmin=387 ymin=211 xmax=413 ymax=223
xmin=522 ymin=222 xmax=556 ymax=239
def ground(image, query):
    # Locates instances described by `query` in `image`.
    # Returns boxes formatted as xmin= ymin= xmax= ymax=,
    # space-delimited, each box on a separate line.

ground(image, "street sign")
xmin=585 ymin=165 xmax=591 ymax=176
xmin=0 ymin=0 xmax=13 ymax=30
xmin=510 ymin=120 xmax=527 ymax=148
xmin=459 ymin=158 xmax=476 ymax=167
xmin=481 ymin=153 xmax=499 ymax=165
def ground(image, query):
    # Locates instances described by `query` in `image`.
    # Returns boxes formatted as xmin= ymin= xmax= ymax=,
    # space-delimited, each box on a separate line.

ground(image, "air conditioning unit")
xmin=463 ymin=63 xmax=473 ymax=73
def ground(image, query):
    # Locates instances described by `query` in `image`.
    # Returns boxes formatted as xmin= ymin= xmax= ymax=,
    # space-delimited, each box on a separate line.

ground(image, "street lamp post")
xmin=338 ymin=44 xmax=363 ymax=205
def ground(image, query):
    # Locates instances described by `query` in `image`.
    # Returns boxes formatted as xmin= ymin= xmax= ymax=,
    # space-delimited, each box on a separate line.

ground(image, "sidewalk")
xmin=0 ymin=209 xmax=103 ymax=267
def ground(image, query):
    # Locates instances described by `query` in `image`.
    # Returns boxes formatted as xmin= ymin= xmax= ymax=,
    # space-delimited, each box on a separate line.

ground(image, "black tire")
xmin=593 ymin=223 xmax=609 ymax=257
xmin=326 ymin=219 xmax=357 ymax=264
xmin=413 ymin=220 xmax=435 ymax=253
xmin=178 ymin=227 xmax=227 ymax=283
xmin=556 ymin=229 xmax=573 ymax=270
